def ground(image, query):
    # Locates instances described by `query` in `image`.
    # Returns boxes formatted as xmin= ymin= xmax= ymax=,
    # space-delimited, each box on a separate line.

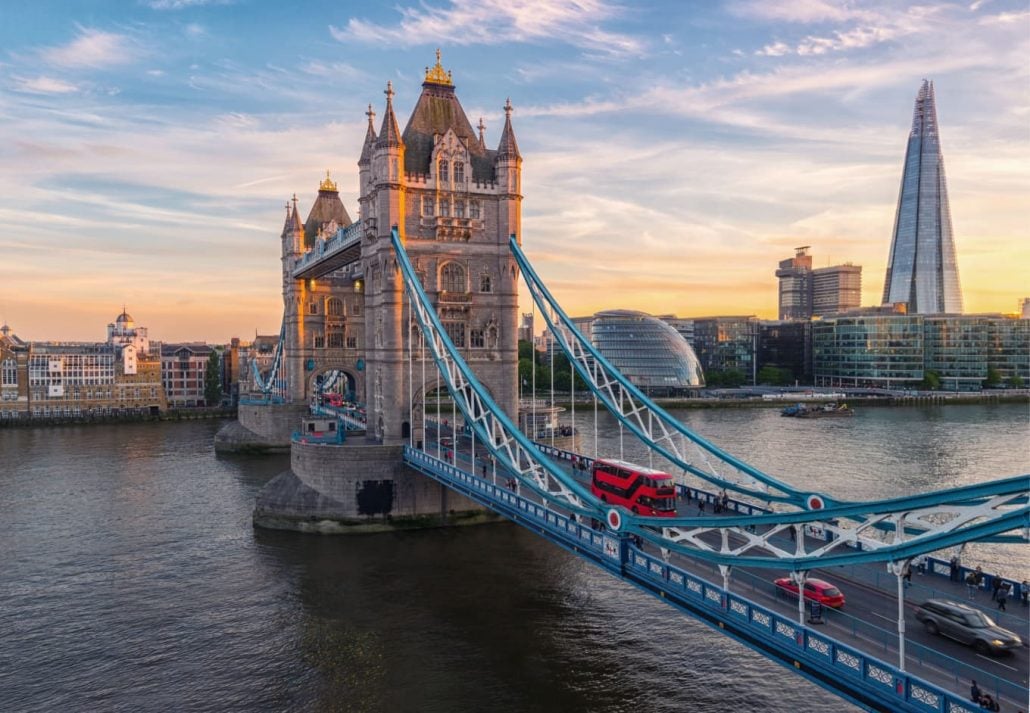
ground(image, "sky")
xmin=1 ymin=0 xmax=1027 ymax=342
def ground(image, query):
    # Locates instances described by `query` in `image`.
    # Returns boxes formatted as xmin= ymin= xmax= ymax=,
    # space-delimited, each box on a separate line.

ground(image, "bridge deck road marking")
xmin=975 ymin=655 xmax=1019 ymax=672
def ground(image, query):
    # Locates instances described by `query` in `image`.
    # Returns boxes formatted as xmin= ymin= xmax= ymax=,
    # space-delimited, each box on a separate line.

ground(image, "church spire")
xmin=376 ymin=81 xmax=403 ymax=149
xmin=496 ymin=97 xmax=521 ymax=161
xmin=359 ymin=103 xmax=377 ymax=166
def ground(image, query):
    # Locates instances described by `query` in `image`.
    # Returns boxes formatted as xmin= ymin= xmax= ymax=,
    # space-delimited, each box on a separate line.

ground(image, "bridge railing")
xmin=404 ymin=445 xmax=1019 ymax=713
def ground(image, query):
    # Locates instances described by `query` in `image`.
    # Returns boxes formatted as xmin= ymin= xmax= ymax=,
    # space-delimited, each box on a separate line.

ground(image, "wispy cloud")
xmin=144 ymin=0 xmax=229 ymax=9
xmin=10 ymin=75 xmax=79 ymax=95
xmin=331 ymin=0 xmax=644 ymax=58
xmin=39 ymin=26 xmax=138 ymax=69
xmin=731 ymin=0 xmax=876 ymax=24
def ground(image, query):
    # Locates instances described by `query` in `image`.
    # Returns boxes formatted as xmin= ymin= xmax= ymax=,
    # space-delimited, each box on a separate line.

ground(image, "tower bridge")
xmin=215 ymin=55 xmax=1030 ymax=711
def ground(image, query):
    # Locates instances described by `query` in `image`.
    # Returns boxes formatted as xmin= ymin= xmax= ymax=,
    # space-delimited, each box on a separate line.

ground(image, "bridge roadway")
xmin=423 ymin=423 xmax=1029 ymax=709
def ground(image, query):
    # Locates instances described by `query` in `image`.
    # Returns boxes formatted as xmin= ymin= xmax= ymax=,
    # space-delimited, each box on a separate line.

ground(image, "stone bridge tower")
xmin=361 ymin=52 xmax=521 ymax=443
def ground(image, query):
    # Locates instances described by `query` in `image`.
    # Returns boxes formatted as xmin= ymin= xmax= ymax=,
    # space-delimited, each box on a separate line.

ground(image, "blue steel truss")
xmin=510 ymin=235 xmax=824 ymax=509
xmin=391 ymin=229 xmax=1030 ymax=571
xmin=251 ymin=317 xmax=286 ymax=398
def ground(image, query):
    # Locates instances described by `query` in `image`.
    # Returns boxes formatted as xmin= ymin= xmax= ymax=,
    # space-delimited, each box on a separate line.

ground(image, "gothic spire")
xmin=376 ymin=81 xmax=403 ymax=149
xmin=496 ymin=97 xmax=521 ymax=161
xmin=289 ymin=193 xmax=303 ymax=234
xmin=477 ymin=116 xmax=486 ymax=149
xmin=359 ymin=103 xmax=377 ymax=165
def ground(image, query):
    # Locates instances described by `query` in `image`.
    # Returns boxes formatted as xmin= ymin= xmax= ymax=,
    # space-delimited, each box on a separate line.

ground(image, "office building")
xmin=881 ymin=80 xmax=963 ymax=314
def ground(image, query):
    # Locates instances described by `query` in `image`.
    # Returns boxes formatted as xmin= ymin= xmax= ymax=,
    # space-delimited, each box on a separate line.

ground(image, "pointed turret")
xmin=496 ymin=98 xmax=521 ymax=161
xmin=376 ymin=81 xmax=403 ymax=149
xmin=359 ymin=104 xmax=377 ymax=166
xmin=477 ymin=117 xmax=486 ymax=150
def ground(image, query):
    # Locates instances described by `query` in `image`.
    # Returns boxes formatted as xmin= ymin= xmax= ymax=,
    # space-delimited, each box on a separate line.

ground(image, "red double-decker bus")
xmin=590 ymin=458 xmax=677 ymax=516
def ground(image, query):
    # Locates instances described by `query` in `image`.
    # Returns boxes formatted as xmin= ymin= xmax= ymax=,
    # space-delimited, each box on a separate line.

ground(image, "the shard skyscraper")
xmin=881 ymin=80 xmax=963 ymax=313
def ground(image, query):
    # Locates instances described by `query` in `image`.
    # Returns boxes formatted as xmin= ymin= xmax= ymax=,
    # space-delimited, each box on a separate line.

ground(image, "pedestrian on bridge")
xmin=997 ymin=582 xmax=1009 ymax=612
xmin=991 ymin=576 xmax=1003 ymax=602
xmin=1022 ymin=579 xmax=1029 ymax=607
xmin=949 ymin=554 xmax=961 ymax=582
xmin=966 ymin=572 xmax=978 ymax=599
xmin=970 ymin=679 xmax=982 ymax=705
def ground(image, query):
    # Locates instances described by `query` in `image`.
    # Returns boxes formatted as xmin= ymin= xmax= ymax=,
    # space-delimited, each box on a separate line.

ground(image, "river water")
xmin=1 ymin=404 xmax=1027 ymax=712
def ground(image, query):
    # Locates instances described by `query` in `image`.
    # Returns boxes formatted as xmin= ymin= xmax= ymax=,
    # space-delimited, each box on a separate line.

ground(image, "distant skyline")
xmin=1 ymin=0 xmax=1027 ymax=342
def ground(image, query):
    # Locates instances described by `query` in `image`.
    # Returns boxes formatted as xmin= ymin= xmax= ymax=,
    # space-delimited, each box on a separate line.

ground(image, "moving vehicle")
xmin=590 ymin=458 xmax=677 ymax=517
xmin=325 ymin=393 xmax=345 ymax=408
xmin=914 ymin=599 xmax=1023 ymax=655
xmin=774 ymin=577 xmax=846 ymax=608
xmin=439 ymin=437 xmax=454 ymax=448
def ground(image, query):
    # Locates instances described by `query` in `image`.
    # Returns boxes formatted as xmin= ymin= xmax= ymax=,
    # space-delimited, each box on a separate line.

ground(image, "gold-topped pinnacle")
xmin=319 ymin=169 xmax=337 ymax=192
xmin=424 ymin=48 xmax=454 ymax=86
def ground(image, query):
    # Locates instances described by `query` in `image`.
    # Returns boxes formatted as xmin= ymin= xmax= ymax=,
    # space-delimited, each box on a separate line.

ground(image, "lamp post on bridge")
xmin=889 ymin=559 xmax=912 ymax=672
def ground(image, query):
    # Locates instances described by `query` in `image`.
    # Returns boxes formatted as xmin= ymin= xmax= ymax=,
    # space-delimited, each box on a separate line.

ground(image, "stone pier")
xmin=252 ymin=441 xmax=496 ymax=533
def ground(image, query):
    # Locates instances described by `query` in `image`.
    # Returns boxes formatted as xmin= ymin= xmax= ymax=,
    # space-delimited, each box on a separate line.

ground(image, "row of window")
xmin=422 ymin=196 xmax=481 ymax=219
xmin=309 ymin=299 xmax=361 ymax=317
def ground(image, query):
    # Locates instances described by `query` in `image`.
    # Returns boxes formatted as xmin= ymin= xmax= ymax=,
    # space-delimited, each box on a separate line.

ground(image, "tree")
xmin=757 ymin=366 xmax=790 ymax=386
xmin=1007 ymin=374 xmax=1024 ymax=388
xmin=983 ymin=366 xmax=1002 ymax=388
xmin=204 ymin=351 xmax=223 ymax=406
xmin=921 ymin=369 xmax=941 ymax=390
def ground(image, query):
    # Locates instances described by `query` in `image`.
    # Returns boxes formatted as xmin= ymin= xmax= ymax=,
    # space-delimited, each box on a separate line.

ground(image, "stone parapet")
xmin=215 ymin=403 xmax=307 ymax=452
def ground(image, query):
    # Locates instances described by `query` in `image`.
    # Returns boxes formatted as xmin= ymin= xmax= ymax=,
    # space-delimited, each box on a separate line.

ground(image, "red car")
xmin=774 ymin=577 xmax=845 ymax=609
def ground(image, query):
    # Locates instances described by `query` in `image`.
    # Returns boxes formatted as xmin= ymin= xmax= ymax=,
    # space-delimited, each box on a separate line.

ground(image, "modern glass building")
xmin=813 ymin=312 xmax=925 ymax=388
xmin=813 ymin=310 xmax=1028 ymax=390
xmin=589 ymin=310 xmax=704 ymax=395
xmin=691 ymin=316 xmax=759 ymax=382
xmin=881 ymin=80 xmax=963 ymax=314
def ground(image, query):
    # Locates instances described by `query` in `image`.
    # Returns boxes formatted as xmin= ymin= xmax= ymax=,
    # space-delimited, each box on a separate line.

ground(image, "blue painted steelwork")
xmin=404 ymin=446 xmax=1021 ymax=712
xmin=390 ymin=228 xmax=598 ymax=517
xmin=251 ymin=318 xmax=287 ymax=398
xmin=509 ymin=236 xmax=829 ymax=509
xmin=392 ymin=228 xmax=1029 ymax=570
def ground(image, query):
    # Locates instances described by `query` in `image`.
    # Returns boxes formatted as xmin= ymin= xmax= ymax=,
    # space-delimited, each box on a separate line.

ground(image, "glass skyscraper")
xmin=881 ymin=80 xmax=963 ymax=314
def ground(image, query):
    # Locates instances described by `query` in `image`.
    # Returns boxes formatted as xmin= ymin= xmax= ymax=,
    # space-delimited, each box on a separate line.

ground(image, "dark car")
xmin=914 ymin=599 xmax=1022 ymax=655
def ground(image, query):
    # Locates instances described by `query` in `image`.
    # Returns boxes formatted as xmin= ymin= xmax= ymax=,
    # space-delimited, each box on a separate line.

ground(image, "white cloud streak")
xmin=331 ymin=0 xmax=644 ymax=58
xmin=39 ymin=27 xmax=138 ymax=69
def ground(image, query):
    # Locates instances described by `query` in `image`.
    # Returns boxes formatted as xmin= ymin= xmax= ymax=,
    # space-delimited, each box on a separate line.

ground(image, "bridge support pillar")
xmin=252 ymin=441 xmax=497 ymax=533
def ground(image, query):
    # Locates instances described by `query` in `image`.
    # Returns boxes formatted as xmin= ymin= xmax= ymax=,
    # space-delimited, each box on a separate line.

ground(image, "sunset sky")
xmin=1 ymin=0 xmax=1027 ymax=342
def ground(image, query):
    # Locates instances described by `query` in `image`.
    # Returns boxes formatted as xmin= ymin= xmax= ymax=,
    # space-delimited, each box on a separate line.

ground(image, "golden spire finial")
xmin=319 ymin=169 xmax=337 ymax=192
xmin=424 ymin=48 xmax=454 ymax=86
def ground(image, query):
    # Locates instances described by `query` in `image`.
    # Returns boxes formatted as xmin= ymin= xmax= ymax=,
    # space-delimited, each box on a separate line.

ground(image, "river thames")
xmin=2 ymin=403 xmax=1027 ymax=712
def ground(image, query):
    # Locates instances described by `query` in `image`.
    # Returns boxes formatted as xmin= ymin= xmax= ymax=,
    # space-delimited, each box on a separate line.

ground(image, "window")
xmin=327 ymin=298 xmax=343 ymax=316
xmin=440 ymin=199 xmax=450 ymax=217
xmin=471 ymin=329 xmax=485 ymax=348
xmin=423 ymin=196 xmax=434 ymax=216
xmin=454 ymin=162 xmax=464 ymax=183
xmin=328 ymin=331 xmax=344 ymax=348
xmin=455 ymin=201 xmax=465 ymax=218
xmin=443 ymin=321 xmax=466 ymax=347
xmin=314 ymin=335 xmax=325 ymax=349
xmin=309 ymin=302 xmax=318 ymax=315
xmin=469 ymin=200 xmax=480 ymax=219
xmin=1 ymin=359 xmax=15 ymax=386
xmin=480 ymin=274 xmax=492 ymax=292
xmin=351 ymin=302 xmax=361 ymax=316
xmin=441 ymin=262 xmax=466 ymax=293
xmin=439 ymin=160 xmax=449 ymax=183
xmin=346 ymin=336 xmax=358 ymax=349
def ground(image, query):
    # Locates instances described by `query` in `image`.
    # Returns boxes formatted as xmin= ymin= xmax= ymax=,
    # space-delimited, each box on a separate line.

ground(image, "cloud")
xmin=331 ymin=0 xmax=644 ymax=58
xmin=756 ymin=41 xmax=791 ymax=57
xmin=11 ymin=75 xmax=79 ymax=95
xmin=39 ymin=27 xmax=138 ymax=69
xmin=144 ymin=0 xmax=228 ymax=9
xmin=731 ymin=0 xmax=875 ymax=24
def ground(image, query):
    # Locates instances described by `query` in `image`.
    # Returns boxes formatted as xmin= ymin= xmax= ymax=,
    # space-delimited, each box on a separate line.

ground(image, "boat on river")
xmin=781 ymin=402 xmax=854 ymax=418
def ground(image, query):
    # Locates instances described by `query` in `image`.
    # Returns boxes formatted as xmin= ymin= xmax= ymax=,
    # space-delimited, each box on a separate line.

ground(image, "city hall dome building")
xmin=590 ymin=310 xmax=705 ymax=395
